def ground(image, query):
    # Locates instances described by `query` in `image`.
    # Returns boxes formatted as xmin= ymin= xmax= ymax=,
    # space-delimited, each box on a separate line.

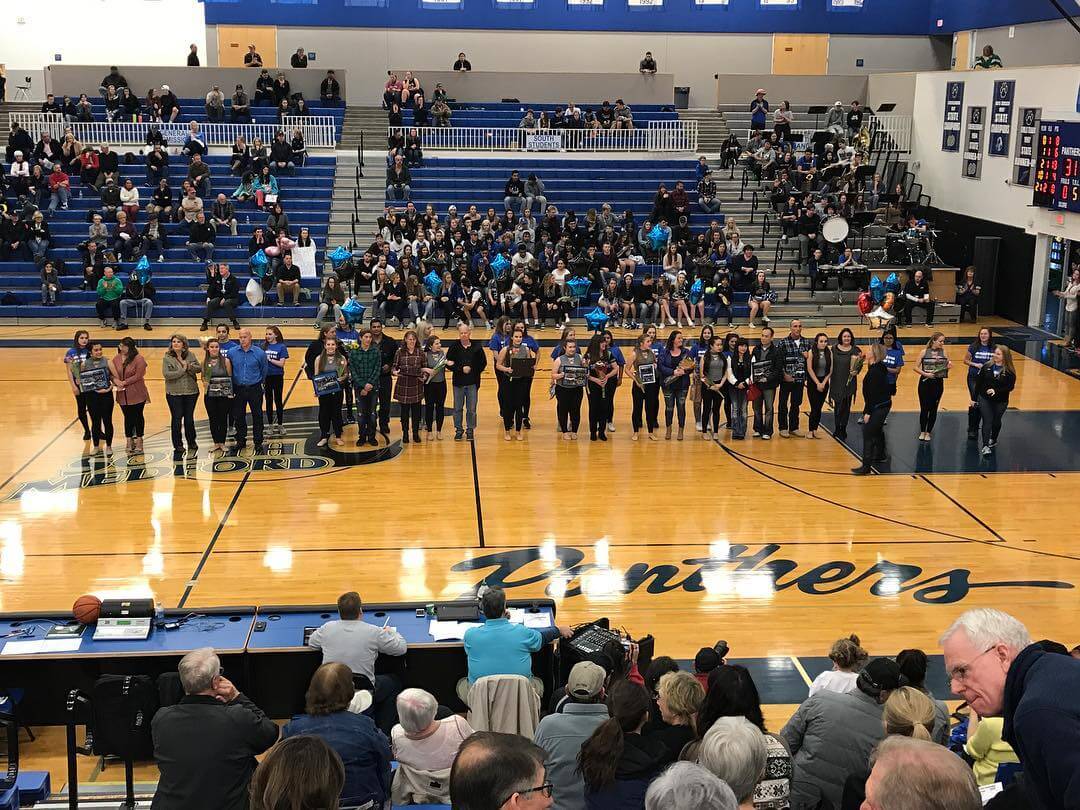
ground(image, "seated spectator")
xmin=578 ymin=681 xmax=673 ymax=809
xmin=697 ymin=717 xmax=767 ymax=810
xmin=151 ymin=647 xmax=278 ymax=810
xmin=386 ymin=154 xmax=412 ymax=202
xmin=430 ymin=98 xmax=456 ymax=128
xmin=316 ymin=275 xmax=347 ymax=328
xmin=40 ymin=92 xmax=61 ymax=115
xmin=40 ymin=260 xmax=60 ymax=306
xmin=413 ymin=92 xmax=429 ymax=127
xmin=449 ymin=732 xmax=551 ymax=810
xmin=232 ymin=172 xmax=256 ymax=205
xmin=47 ymin=164 xmax=70 ymax=212
xmin=205 ymin=85 xmax=225 ymax=123
xmin=266 ymin=203 xmax=290 ymax=236
xmin=307 ymin=591 xmax=407 ymax=733
xmin=519 ymin=109 xmax=537 ymax=129
xmin=188 ymin=153 xmax=211 ymax=196
xmin=290 ymin=127 xmax=307 ymax=168
xmin=809 ymin=634 xmax=867 ymax=697
xmin=7 ymin=150 xmax=30 ymax=196
xmin=275 ymin=253 xmax=302 ymax=306
xmin=893 ymin=648 xmax=949 ymax=745
xmin=33 ymin=132 xmax=61 ymax=171
xmin=459 ymin=586 xmax=569 ymax=703
xmin=187 ymin=212 xmax=216 ymax=262
xmin=320 ymin=70 xmax=341 ymax=105
xmin=861 ymin=737 xmax=980 ymax=810
xmin=26 ymin=211 xmax=50 ymax=265
xmin=141 ymin=214 xmax=168 ymax=262
xmin=231 ymin=85 xmax=252 ymax=123
xmin=253 ymin=69 xmax=274 ymax=106
xmin=119 ymin=178 xmax=140 ymax=222
xmin=98 ymin=66 xmax=127 ymax=98
xmin=211 ymin=194 xmax=238 ymax=237
xmin=157 ymin=85 xmax=180 ymax=122
xmin=697 ymin=170 xmax=721 ymax=214
xmin=269 ymin=130 xmax=294 ymax=175
xmin=272 ymin=72 xmax=291 ymax=105
xmin=253 ymin=165 xmax=279 ymax=210
xmin=96 ymin=143 xmax=120 ymax=188
xmin=99 ymin=177 xmax=122 ymax=221
xmin=201 ymin=263 xmax=241 ymax=330
xmin=524 ymin=174 xmax=547 ymax=217
xmin=533 ymin=661 xmax=609 ymax=810
xmin=181 ymin=188 xmax=204 ymax=231
xmin=649 ymin=671 xmax=703 ymax=759
xmin=645 ymin=762 xmax=737 ymax=810
xmin=145 ymin=144 xmax=169 ymax=188
xmin=613 ymin=99 xmax=633 ymax=130
xmin=77 ymin=146 xmax=99 ymax=188
xmin=392 ymin=687 xmax=474 ymax=778
xmin=781 ymin=657 xmax=902 ymax=809
xmin=147 ymin=179 xmax=174 ymax=221
xmin=250 ymin=736 xmax=343 ymax=810
xmin=244 ymin=45 xmax=264 ymax=68
xmin=504 ymin=170 xmax=526 ymax=216
xmin=112 ymin=211 xmax=142 ymax=261
xmin=119 ymin=271 xmax=155 ymax=331
xmin=282 ymin=662 xmax=391 ymax=808
xmin=973 ymin=44 xmax=1003 ymax=70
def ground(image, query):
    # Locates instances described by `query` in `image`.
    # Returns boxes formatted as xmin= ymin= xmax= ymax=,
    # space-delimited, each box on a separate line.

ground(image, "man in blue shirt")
xmin=456 ymin=587 xmax=571 ymax=705
xmin=230 ymin=328 xmax=268 ymax=451
xmin=750 ymin=89 xmax=769 ymax=131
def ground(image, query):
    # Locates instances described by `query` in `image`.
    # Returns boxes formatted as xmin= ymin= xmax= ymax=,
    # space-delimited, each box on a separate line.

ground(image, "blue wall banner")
xmin=988 ymin=79 xmax=1016 ymax=158
xmin=962 ymin=105 xmax=985 ymax=180
xmin=1012 ymin=106 xmax=1041 ymax=186
xmin=942 ymin=80 xmax=964 ymax=152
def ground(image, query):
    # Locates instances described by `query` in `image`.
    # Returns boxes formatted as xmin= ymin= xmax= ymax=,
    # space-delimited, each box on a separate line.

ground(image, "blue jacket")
xmin=463 ymin=617 xmax=559 ymax=683
xmin=1002 ymin=644 xmax=1080 ymax=810
xmin=283 ymin=711 xmax=392 ymax=807
xmin=584 ymin=733 xmax=671 ymax=810
xmin=658 ymin=347 xmax=691 ymax=392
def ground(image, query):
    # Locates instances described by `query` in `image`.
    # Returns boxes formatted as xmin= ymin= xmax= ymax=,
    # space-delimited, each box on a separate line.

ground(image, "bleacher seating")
xmin=0 ymin=154 xmax=336 ymax=321
xmin=398 ymin=102 xmax=676 ymax=129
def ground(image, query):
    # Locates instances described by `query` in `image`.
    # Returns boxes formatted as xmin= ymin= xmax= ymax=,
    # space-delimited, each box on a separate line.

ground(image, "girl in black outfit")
xmin=631 ymin=334 xmax=661 ymax=441
xmin=725 ymin=338 xmax=754 ymax=440
xmin=975 ymin=346 xmax=1016 ymax=456
xmin=914 ymin=331 xmax=952 ymax=442
xmin=853 ymin=343 xmax=892 ymax=475
xmin=805 ymin=332 xmax=832 ymax=439
xmin=700 ymin=335 xmax=727 ymax=438
xmin=305 ymin=326 xmax=337 ymax=380
xmin=585 ymin=333 xmax=618 ymax=442
xmin=65 ymin=329 xmax=93 ymax=440
xmin=496 ymin=329 xmax=536 ymax=441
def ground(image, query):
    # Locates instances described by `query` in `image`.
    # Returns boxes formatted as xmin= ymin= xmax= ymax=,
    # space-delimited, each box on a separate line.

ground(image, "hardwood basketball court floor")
xmin=2 ymin=319 xmax=1079 ymax=772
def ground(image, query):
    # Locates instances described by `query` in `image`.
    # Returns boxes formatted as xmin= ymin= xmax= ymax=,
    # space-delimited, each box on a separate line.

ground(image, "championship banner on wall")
xmin=988 ymin=79 xmax=1016 ymax=158
xmin=963 ymin=106 xmax=985 ymax=180
xmin=942 ymin=80 xmax=964 ymax=152
xmin=567 ymin=0 xmax=603 ymax=9
xmin=693 ymin=0 xmax=729 ymax=6
xmin=628 ymin=0 xmax=663 ymax=9
xmin=759 ymin=0 xmax=799 ymax=8
xmin=1012 ymin=107 xmax=1042 ymax=186
xmin=419 ymin=0 xmax=463 ymax=9
xmin=494 ymin=0 xmax=535 ymax=8
xmin=828 ymin=0 xmax=864 ymax=10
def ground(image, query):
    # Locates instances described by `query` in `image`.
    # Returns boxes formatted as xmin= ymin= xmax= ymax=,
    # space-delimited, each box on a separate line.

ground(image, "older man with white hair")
xmin=940 ymin=608 xmax=1080 ymax=810
xmin=392 ymin=687 xmax=474 ymax=773
xmin=861 ymin=736 xmax=980 ymax=810
xmin=151 ymin=647 xmax=278 ymax=810
xmin=646 ymin=762 xmax=738 ymax=810
xmin=697 ymin=716 xmax=767 ymax=809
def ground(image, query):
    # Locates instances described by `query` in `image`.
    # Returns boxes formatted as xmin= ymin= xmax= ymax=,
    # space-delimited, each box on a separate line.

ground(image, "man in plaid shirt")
xmin=348 ymin=329 xmax=382 ymax=447
xmin=776 ymin=319 xmax=810 ymax=437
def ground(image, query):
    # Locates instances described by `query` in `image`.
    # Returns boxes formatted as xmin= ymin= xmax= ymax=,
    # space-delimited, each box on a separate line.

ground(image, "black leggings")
xmin=701 ymin=385 xmax=724 ymax=432
xmin=318 ymin=391 xmax=344 ymax=438
xmin=205 ymin=395 xmax=231 ymax=444
xmin=88 ymin=392 xmax=114 ymax=446
xmin=967 ymin=375 xmax=982 ymax=436
xmin=121 ymin=401 xmax=146 ymax=438
xmin=425 ymin=381 xmax=446 ymax=431
xmin=587 ymin=383 xmax=608 ymax=437
xmin=264 ymin=374 xmax=285 ymax=425
xmin=400 ymin=401 xmax=422 ymax=436
xmin=918 ymin=377 xmax=944 ymax=433
xmin=806 ymin=382 xmax=828 ymax=431
xmin=74 ymin=392 xmax=91 ymax=436
xmin=978 ymin=396 xmax=1007 ymax=446
xmin=167 ymin=393 xmax=199 ymax=448
xmin=555 ymin=386 xmax=584 ymax=433
xmin=632 ymin=383 xmax=660 ymax=433
xmin=504 ymin=377 xmax=530 ymax=431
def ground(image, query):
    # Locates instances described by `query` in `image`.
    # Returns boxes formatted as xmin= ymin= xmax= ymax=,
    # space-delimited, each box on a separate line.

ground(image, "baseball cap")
xmin=567 ymin=661 xmax=606 ymax=699
xmin=861 ymin=658 xmax=904 ymax=691
xmin=694 ymin=647 xmax=721 ymax=673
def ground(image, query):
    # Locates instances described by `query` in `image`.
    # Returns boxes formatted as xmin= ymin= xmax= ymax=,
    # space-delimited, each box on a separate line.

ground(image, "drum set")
xmin=818 ymin=215 xmax=870 ymax=304
xmin=887 ymin=227 xmax=942 ymax=266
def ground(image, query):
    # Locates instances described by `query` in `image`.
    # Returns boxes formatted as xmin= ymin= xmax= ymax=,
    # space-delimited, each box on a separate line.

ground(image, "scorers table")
xmin=0 ymin=600 xmax=557 ymax=724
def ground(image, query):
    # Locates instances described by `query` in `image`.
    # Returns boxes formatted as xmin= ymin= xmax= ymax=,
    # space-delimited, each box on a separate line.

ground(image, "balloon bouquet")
xmin=861 ymin=272 xmax=900 ymax=330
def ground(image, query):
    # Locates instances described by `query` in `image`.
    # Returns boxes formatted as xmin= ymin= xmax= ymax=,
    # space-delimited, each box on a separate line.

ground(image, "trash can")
xmin=674 ymin=87 xmax=690 ymax=110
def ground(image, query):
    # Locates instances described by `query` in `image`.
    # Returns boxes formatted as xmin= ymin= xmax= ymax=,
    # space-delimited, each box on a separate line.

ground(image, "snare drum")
xmin=822 ymin=216 xmax=850 ymax=244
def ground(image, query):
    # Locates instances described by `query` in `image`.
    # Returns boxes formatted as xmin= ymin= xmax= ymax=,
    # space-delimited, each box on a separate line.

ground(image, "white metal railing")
xmin=388 ymin=120 xmax=698 ymax=153
xmin=869 ymin=114 xmax=912 ymax=153
xmin=8 ymin=113 xmax=338 ymax=148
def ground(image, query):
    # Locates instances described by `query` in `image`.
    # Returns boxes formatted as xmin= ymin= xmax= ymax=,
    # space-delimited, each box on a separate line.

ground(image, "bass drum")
xmin=822 ymin=216 xmax=850 ymax=244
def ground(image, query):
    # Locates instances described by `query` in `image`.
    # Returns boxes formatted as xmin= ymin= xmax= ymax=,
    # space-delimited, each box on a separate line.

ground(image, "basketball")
xmin=72 ymin=595 xmax=102 ymax=625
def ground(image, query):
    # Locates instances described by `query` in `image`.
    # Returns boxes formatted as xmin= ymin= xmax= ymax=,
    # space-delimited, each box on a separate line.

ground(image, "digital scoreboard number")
xmin=1034 ymin=120 xmax=1080 ymax=214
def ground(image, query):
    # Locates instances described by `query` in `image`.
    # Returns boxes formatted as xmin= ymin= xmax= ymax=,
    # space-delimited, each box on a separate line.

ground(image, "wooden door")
xmin=952 ymin=31 xmax=971 ymax=70
xmin=772 ymin=34 xmax=829 ymax=76
xmin=217 ymin=26 xmax=278 ymax=69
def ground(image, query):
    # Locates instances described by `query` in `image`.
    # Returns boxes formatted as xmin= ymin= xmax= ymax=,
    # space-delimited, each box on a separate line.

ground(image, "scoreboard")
xmin=1033 ymin=120 xmax=1080 ymax=214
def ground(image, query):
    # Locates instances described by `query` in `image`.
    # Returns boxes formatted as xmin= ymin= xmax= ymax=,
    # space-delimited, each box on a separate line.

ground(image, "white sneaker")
xmin=607 ymin=422 xmax=615 ymax=433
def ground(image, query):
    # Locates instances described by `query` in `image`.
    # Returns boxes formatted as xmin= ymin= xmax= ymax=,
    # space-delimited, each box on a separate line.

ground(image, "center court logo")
xmin=1 ymin=406 xmax=399 ymax=500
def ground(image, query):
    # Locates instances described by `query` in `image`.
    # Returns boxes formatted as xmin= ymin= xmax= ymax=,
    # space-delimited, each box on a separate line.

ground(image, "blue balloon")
xmin=884 ymin=272 xmax=900 ymax=293
xmin=869 ymin=274 xmax=884 ymax=303
xmin=567 ymin=276 xmax=591 ymax=299
xmin=690 ymin=278 xmax=703 ymax=305
xmin=423 ymin=269 xmax=442 ymax=296
xmin=584 ymin=307 xmax=609 ymax=332
xmin=648 ymin=224 xmax=668 ymax=251
xmin=135 ymin=255 xmax=152 ymax=284
xmin=250 ymin=249 xmax=269 ymax=279
xmin=341 ymin=298 xmax=366 ymax=326
xmin=490 ymin=253 xmax=510 ymax=277
xmin=328 ymin=245 xmax=352 ymax=268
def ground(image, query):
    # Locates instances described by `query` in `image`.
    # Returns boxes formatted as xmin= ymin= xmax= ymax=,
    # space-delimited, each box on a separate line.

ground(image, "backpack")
xmin=87 ymin=674 xmax=159 ymax=761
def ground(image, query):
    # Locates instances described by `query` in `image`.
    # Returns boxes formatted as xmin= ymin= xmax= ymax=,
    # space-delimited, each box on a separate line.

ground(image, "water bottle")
xmin=154 ymin=601 xmax=166 ymax=629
